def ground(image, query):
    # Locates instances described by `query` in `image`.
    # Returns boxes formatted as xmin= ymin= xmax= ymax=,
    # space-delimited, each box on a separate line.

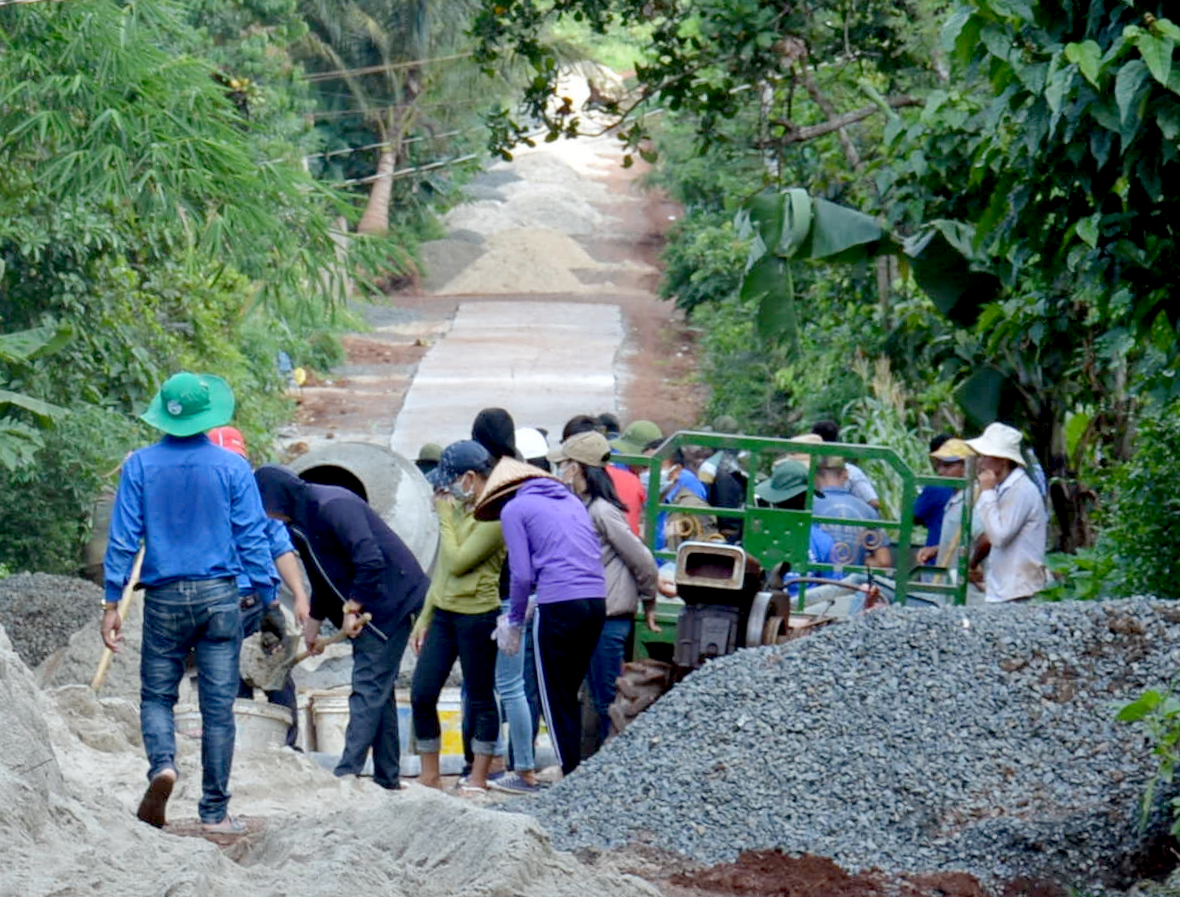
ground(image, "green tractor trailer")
xmin=604 ymin=431 xmax=974 ymax=733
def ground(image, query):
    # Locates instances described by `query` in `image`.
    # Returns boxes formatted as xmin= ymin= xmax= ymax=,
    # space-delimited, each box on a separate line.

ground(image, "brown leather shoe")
xmin=136 ymin=769 xmax=176 ymax=828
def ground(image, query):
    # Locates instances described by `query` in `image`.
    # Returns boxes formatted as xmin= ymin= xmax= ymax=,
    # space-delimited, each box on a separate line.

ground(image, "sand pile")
xmin=426 ymin=130 xmax=662 ymax=295
xmin=440 ymin=227 xmax=607 ymax=294
xmin=38 ymin=590 xmax=144 ymax=700
xmin=436 ymin=226 xmax=651 ymax=295
xmin=1 ymin=621 xmax=654 ymax=897
xmin=0 ymin=573 xmax=103 ymax=667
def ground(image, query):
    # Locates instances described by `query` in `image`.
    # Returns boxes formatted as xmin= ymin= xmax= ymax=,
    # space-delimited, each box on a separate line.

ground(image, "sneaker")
xmin=487 ymin=770 xmax=507 ymax=783
xmin=488 ymin=774 xmax=541 ymax=796
xmin=201 ymin=816 xmax=248 ymax=836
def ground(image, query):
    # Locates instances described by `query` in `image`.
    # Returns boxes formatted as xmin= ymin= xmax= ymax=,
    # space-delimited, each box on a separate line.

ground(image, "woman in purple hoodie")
xmin=474 ymin=457 xmax=606 ymax=777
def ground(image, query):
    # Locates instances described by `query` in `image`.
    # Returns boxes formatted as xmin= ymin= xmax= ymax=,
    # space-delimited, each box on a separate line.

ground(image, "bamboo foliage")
xmin=0 ymin=0 xmax=357 ymax=320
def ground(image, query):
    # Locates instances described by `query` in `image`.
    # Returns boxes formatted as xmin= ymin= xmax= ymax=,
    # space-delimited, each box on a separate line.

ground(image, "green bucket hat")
xmin=416 ymin=442 xmax=444 ymax=464
xmin=141 ymin=372 xmax=235 ymax=437
xmin=755 ymin=459 xmax=820 ymax=505
xmin=611 ymin=420 xmax=664 ymax=456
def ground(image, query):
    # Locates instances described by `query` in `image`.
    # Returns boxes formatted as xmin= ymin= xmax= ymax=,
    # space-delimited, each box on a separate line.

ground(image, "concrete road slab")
xmin=391 ymin=300 xmax=623 ymax=457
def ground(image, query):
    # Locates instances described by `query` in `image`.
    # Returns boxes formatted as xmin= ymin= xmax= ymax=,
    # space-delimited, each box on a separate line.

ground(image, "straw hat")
xmin=785 ymin=432 xmax=824 ymax=465
xmin=965 ymin=423 xmax=1026 ymax=467
xmin=473 ymin=456 xmax=560 ymax=521
xmin=930 ymin=437 xmax=974 ymax=462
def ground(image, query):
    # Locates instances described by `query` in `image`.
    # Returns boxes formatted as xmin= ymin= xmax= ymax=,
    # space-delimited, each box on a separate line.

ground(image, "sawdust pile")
xmin=440 ymin=227 xmax=610 ymax=295
xmin=0 ymin=622 xmax=655 ymax=897
xmin=426 ymin=137 xmax=654 ymax=296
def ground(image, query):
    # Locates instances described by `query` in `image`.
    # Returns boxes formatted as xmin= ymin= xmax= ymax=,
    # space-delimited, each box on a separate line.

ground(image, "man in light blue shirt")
xmin=811 ymin=456 xmax=891 ymax=569
xmin=102 ymin=372 xmax=275 ymax=835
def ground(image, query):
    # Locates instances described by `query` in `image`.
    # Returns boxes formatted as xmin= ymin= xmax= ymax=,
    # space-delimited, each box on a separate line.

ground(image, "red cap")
xmin=206 ymin=426 xmax=248 ymax=459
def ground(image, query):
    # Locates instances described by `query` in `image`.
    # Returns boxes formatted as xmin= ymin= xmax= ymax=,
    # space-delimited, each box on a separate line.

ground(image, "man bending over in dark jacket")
xmin=254 ymin=466 xmax=429 ymax=790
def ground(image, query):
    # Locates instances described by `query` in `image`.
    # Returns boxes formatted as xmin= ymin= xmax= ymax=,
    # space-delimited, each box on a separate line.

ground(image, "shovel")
xmin=240 ymin=613 xmax=371 ymax=691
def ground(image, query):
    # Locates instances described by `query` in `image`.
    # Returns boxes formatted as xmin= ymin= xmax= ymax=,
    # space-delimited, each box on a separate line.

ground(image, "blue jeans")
xmin=336 ymin=617 xmax=411 ymax=789
xmin=237 ymin=596 xmax=299 ymax=748
xmin=140 ymin=578 xmax=241 ymax=824
xmin=586 ymin=615 xmax=632 ymax=745
xmin=495 ymin=639 xmax=535 ymax=772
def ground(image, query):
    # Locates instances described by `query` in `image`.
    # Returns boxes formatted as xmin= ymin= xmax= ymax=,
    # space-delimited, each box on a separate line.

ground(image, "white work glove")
xmin=491 ymin=614 xmax=522 ymax=657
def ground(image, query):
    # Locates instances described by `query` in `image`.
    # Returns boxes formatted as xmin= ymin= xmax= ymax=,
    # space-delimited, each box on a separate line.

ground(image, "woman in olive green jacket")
xmin=410 ymin=441 xmax=505 ymax=791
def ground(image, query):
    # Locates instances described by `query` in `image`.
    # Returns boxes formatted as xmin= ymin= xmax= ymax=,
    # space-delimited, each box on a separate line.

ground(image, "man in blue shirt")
xmin=641 ymin=444 xmax=717 ymax=551
xmin=811 ymin=456 xmax=891 ymax=569
xmin=102 ymin=372 xmax=276 ymax=835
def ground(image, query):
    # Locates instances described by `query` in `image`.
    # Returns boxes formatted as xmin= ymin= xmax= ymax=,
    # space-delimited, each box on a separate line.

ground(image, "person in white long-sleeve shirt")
xmin=965 ymin=423 xmax=1048 ymax=603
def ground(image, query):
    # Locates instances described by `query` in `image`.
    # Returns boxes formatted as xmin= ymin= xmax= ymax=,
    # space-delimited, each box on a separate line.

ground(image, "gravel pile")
xmin=530 ymin=600 xmax=1180 ymax=889
xmin=0 ymin=573 xmax=102 ymax=667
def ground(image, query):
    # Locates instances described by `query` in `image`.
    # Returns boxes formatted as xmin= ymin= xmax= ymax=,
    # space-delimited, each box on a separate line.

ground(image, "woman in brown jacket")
xmin=551 ymin=430 xmax=659 ymax=750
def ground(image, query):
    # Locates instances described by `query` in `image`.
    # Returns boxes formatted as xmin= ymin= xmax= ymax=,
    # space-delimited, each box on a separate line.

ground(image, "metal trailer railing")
xmin=615 ymin=431 xmax=974 ymax=656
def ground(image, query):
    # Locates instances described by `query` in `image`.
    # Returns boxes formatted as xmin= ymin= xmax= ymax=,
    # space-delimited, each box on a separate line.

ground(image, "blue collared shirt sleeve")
xmin=231 ymin=463 xmax=277 ymax=602
xmin=103 ymin=455 xmax=146 ymax=604
xmin=266 ymin=517 xmax=295 ymax=559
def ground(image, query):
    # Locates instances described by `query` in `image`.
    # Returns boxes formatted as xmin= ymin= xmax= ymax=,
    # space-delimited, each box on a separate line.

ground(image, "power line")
xmin=305 ymin=128 xmax=474 ymax=161
xmin=305 ymin=97 xmax=488 ymax=119
xmin=302 ymin=52 xmax=474 ymax=83
xmin=329 ymin=125 xmax=548 ymax=186
xmin=335 ymin=152 xmax=481 ymax=186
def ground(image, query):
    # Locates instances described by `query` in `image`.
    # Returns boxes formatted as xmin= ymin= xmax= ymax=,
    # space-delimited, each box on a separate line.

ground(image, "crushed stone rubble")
xmin=0 ymin=573 xmax=103 ymax=668
xmin=528 ymin=600 xmax=1180 ymax=889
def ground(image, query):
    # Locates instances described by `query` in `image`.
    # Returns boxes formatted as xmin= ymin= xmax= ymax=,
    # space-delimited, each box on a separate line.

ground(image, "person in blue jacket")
xmin=253 ymin=465 xmax=429 ymax=790
xmin=102 ymin=372 xmax=276 ymax=835
xmin=208 ymin=426 xmax=311 ymax=749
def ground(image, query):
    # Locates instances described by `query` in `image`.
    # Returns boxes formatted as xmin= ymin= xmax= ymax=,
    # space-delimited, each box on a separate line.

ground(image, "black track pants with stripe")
xmin=533 ymin=598 xmax=606 ymax=776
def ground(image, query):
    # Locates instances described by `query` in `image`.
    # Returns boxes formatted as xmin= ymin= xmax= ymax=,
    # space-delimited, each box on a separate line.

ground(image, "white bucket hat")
xmin=966 ymin=423 xmax=1026 ymax=467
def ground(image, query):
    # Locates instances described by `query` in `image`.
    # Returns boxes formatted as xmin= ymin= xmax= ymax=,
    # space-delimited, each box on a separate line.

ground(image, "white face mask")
xmin=450 ymin=474 xmax=475 ymax=503
xmin=661 ymin=467 xmax=679 ymax=496
xmin=640 ymin=467 xmax=677 ymax=496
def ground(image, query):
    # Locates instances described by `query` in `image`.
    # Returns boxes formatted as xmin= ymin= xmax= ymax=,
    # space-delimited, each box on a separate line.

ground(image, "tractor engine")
xmin=672 ymin=542 xmax=764 ymax=673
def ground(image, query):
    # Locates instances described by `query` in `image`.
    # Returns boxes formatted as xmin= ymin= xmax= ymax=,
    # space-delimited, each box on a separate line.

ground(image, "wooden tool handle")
xmin=293 ymin=612 xmax=372 ymax=664
xmin=91 ymin=546 xmax=145 ymax=693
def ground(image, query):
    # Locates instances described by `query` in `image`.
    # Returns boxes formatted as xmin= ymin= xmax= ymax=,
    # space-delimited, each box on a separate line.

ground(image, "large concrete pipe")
xmin=289 ymin=441 xmax=438 ymax=573
xmin=83 ymin=442 xmax=438 ymax=583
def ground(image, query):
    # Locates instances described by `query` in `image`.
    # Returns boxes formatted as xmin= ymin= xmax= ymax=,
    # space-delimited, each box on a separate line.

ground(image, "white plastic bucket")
xmin=296 ymin=692 xmax=314 ymax=753
xmin=310 ymin=691 xmax=351 ymax=755
xmin=174 ymin=699 xmax=293 ymax=751
xmin=311 ymin=687 xmax=465 ymax=772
